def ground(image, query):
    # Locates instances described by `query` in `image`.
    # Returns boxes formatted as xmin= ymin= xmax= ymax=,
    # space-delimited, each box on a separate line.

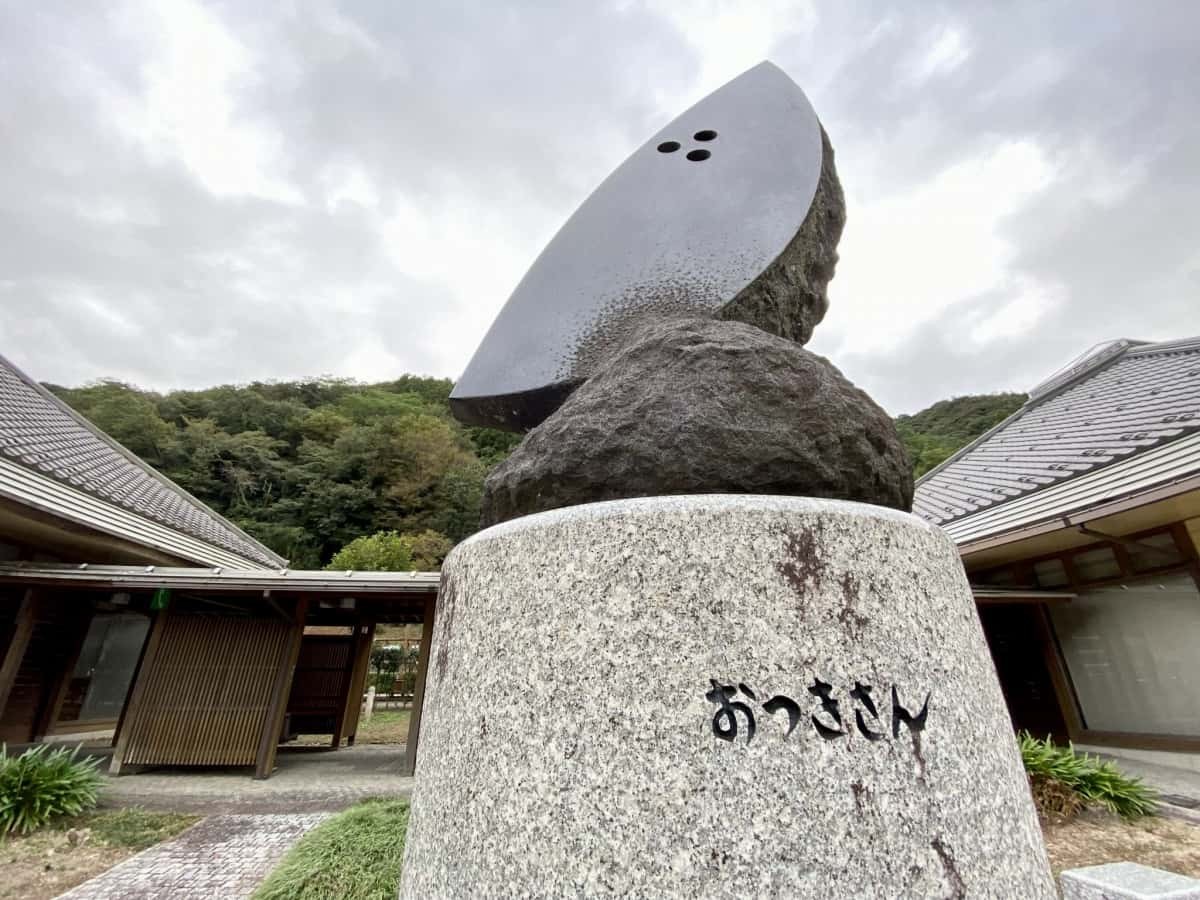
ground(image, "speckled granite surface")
xmin=399 ymin=495 xmax=1054 ymax=899
xmin=1060 ymin=862 xmax=1200 ymax=899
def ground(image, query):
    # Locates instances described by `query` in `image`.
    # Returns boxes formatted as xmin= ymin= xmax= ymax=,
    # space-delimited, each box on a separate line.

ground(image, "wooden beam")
xmin=254 ymin=596 xmax=308 ymax=780
xmin=341 ymin=623 xmax=375 ymax=747
xmin=1034 ymin=604 xmax=1084 ymax=741
xmin=973 ymin=593 xmax=1074 ymax=606
xmin=1068 ymin=729 xmax=1200 ymax=754
xmin=110 ymin=604 xmax=170 ymax=775
xmin=401 ymin=593 xmax=436 ymax=777
xmin=0 ymin=590 xmax=38 ymax=722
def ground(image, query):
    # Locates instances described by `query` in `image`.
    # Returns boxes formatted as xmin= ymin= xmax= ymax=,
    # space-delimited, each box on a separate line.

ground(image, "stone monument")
xmin=399 ymin=62 xmax=1054 ymax=898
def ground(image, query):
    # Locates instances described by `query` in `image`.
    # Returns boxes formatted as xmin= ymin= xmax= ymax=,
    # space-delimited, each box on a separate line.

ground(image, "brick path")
xmin=57 ymin=813 xmax=330 ymax=900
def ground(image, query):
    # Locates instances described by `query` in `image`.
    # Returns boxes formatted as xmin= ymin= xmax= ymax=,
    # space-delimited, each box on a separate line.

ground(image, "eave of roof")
xmin=0 ymin=562 xmax=440 ymax=595
xmin=0 ymin=456 xmax=279 ymax=569
xmin=914 ymin=336 xmax=1200 ymax=545
xmin=0 ymin=354 xmax=284 ymax=568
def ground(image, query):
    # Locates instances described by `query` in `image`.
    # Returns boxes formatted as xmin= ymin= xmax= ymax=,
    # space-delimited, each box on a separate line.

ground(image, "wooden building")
xmin=0 ymin=353 xmax=438 ymax=777
xmin=0 ymin=564 xmax=437 ymax=778
xmin=915 ymin=336 xmax=1200 ymax=761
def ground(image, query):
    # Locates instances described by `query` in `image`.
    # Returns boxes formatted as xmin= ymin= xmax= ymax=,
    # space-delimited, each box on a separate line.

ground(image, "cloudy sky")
xmin=2 ymin=1 xmax=1197 ymax=414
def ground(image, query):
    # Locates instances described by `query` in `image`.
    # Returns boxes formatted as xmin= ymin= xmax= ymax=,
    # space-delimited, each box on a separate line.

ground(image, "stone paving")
xmin=58 ymin=744 xmax=413 ymax=898
xmin=57 ymin=814 xmax=330 ymax=899
xmin=99 ymin=744 xmax=413 ymax=814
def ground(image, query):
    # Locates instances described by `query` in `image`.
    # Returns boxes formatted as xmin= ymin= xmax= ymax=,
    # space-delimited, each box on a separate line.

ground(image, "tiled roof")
xmin=914 ymin=336 xmax=1200 ymax=532
xmin=0 ymin=355 xmax=283 ymax=567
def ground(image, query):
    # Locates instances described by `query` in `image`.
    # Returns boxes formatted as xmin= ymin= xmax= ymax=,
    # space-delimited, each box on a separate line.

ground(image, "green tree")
xmin=896 ymin=392 xmax=1027 ymax=478
xmin=325 ymin=529 xmax=452 ymax=572
xmin=327 ymin=531 xmax=413 ymax=571
xmin=52 ymin=371 xmax=1035 ymax=565
xmin=298 ymin=407 xmax=353 ymax=444
xmin=403 ymin=529 xmax=454 ymax=570
xmin=49 ymin=381 xmax=174 ymax=463
xmin=423 ymin=462 xmax=485 ymax=543
xmin=465 ymin=425 xmax=523 ymax=467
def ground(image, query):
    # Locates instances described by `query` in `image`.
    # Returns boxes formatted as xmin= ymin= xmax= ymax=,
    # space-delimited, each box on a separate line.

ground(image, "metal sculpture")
xmin=448 ymin=61 xmax=912 ymax=522
xmin=450 ymin=62 xmax=829 ymax=431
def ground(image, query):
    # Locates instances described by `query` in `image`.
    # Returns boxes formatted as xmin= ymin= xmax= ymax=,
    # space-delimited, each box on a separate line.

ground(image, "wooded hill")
xmin=49 ymin=378 xmax=1026 ymax=567
xmin=896 ymin=392 xmax=1027 ymax=477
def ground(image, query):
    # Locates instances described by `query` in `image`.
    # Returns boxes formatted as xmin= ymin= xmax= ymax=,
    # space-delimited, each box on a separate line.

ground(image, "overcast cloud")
xmin=1 ymin=1 xmax=1197 ymax=413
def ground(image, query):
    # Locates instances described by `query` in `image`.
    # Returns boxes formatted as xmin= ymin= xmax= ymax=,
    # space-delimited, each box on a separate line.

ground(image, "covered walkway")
xmin=0 ymin=564 xmax=439 ymax=780
xmin=96 ymin=743 xmax=413 ymax=815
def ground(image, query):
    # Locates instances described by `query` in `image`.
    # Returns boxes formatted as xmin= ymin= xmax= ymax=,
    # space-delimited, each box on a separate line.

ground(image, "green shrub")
xmin=0 ymin=744 xmax=104 ymax=835
xmin=253 ymin=798 xmax=409 ymax=900
xmin=1019 ymin=732 xmax=1157 ymax=820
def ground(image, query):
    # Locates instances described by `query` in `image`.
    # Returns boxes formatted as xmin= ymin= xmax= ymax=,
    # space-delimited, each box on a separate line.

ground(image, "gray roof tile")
xmin=0 ymin=355 xmax=281 ymax=567
xmin=914 ymin=336 xmax=1200 ymax=529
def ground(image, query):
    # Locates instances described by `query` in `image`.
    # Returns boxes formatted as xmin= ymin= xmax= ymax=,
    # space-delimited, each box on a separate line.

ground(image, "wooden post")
xmin=340 ymin=622 xmax=376 ymax=747
xmin=0 ymin=590 xmax=38 ymax=723
xmin=110 ymin=603 xmax=171 ymax=775
xmin=1034 ymin=603 xmax=1084 ymax=742
xmin=254 ymin=596 xmax=308 ymax=780
xmin=330 ymin=625 xmax=364 ymax=749
xmin=401 ymin=593 xmax=436 ymax=777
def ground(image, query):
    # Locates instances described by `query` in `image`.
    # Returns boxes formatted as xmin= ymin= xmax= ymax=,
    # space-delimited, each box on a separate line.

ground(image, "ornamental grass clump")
xmin=253 ymin=798 xmax=409 ymax=900
xmin=1019 ymin=732 xmax=1157 ymax=821
xmin=0 ymin=744 xmax=104 ymax=835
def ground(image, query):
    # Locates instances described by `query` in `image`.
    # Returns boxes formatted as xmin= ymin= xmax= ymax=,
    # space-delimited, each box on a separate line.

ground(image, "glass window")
xmin=59 ymin=613 xmax=150 ymax=724
xmin=1126 ymin=532 xmax=1185 ymax=572
xmin=1033 ymin=558 xmax=1069 ymax=588
xmin=1049 ymin=574 xmax=1200 ymax=736
xmin=1071 ymin=546 xmax=1121 ymax=582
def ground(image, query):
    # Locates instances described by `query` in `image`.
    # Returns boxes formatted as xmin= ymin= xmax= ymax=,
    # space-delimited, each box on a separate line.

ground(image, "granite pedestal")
xmin=398 ymin=496 xmax=1055 ymax=898
xmin=1061 ymin=863 xmax=1200 ymax=900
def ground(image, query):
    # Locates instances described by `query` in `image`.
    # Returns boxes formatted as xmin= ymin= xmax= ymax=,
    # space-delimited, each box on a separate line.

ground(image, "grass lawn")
xmin=357 ymin=709 xmax=410 ymax=744
xmin=280 ymin=709 xmax=411 ymax=748
xmin=0 ymin=807 xmax=198 ymax=900
xmin=253 ymin=799 xmax=409 ymax=900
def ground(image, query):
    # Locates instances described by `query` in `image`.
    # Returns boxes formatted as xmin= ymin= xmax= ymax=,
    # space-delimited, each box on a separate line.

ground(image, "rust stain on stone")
xmin=910 ymin=730 xmax=928 ymax=785
xmin=850 ymin=779 xmax=869 ymax=817
xmin=930 ymin=836 xmax=966 ymax=900
xmin=776 ymin=525 xmax=825 ymax=597
xmin=434 ymin=571 xmax=458 ymax=684
xmin=837 ymin=572 xmax=869 ymax=637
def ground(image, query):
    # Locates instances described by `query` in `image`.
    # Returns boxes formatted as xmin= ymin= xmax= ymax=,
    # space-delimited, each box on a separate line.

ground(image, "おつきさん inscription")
xmin=706 ymin=678 xmax=930 ymax=744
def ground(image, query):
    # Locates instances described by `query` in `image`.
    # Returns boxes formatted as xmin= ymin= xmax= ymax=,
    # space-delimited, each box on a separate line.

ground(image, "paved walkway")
xmin=100 ymin=744 xmax=413 ymax=814
xmin=57 ymin=814 xmax=330 ymax=899
xmin=59 ymin=744 xmax=413 ymax=898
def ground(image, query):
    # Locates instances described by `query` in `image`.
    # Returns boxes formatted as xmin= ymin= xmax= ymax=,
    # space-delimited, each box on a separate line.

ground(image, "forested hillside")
xmin=49 ymin=377 xmax=1026 ymax=566
xmin=896 ymin=392 xmax=1027 ymax=478
xmin=49 ymin=377 xmax=520 ymax=569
